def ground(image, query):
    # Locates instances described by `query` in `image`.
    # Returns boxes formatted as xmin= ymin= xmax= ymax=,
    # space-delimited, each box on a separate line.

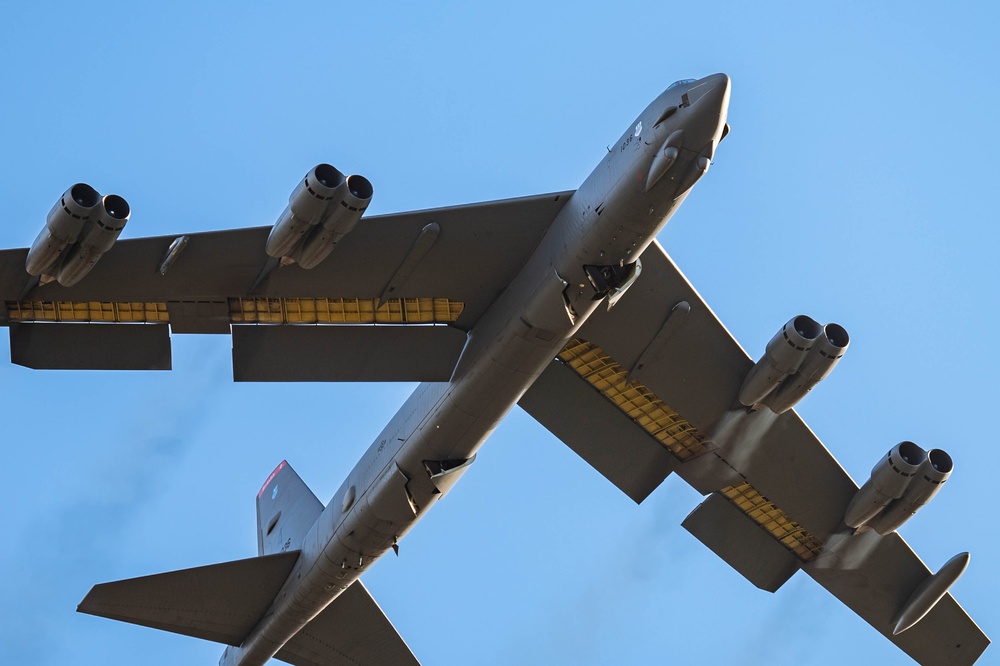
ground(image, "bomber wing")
xmin=518 ymin=240 xmax=989 ymax=665
xmin=0 ymin=191 xmax=573 ymax=379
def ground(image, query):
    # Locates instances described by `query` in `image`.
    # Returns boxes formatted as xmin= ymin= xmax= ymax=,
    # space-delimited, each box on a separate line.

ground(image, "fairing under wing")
xmin=0 ymin=191 xmax=574 ymax=380
xmin=519 ymin=240 xmax=988 ymax=665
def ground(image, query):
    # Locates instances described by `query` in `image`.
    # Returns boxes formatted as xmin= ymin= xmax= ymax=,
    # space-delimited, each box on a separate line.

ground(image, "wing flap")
xmin=0 ymin=191 xmax=574 ymax=331
xmin=518 ymin=352 xmax=678 ymax=503
xmin=681 ymin=492 xmax=799 ymax=592
xmin=77 ymin=551 xmax=300 ymax=645
xmin=232 ymin=325 xmax=468 ymax=382
xmin=531 ymin=240 xmax=988 ymax=662
xmin=275 ymin=581 xmax=419 ymax=666
xmin=10 ymin=322 xmax=171 ymax=370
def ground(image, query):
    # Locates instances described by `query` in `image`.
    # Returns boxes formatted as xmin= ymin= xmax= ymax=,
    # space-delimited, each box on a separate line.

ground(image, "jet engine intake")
xmin=869 ymin=449 xmax=952 ymax=535
xmin=297 ymin=174 xmax=373 ymax=269
xmin=56 ymin=194 xmax=132 ymax=286
xmin=844 ymin=441 xmax=931 ymax=530
xmin=767 ymin=323 xmax=850 ymax=414
xmin=265 ymin=163 xmax=346 ymax=259
xmin=738 ymin=315 xmax=823 ymax=407
xmin=25 ymin=183 xmax=101 ymax=276
xmin=26 ymin=185 xmax=131 ymax=287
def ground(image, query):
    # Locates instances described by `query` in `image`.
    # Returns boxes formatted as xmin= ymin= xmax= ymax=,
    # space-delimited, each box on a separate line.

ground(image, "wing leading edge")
xmin=518 ymin=240 xmax=989 ymax=665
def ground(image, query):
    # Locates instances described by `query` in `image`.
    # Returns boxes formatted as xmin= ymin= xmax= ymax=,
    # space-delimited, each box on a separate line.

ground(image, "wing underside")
xmin=519 ymin=240 xmax=989 ymax=665
xmin=0 ymin=191 xmax=574 ymax=380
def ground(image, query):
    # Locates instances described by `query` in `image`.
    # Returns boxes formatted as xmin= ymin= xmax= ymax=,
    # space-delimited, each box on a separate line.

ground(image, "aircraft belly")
xmin=232 ymin=144 xmax=715 ymax=666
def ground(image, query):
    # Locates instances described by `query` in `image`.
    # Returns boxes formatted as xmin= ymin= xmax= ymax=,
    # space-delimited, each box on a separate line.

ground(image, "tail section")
xmin=78 ymin=551 xmax=300 ymax=645
xmin=257 ymin=460 xmax=324 ymax=556
xmin=80 ymin=460 xmax=420 ymax=665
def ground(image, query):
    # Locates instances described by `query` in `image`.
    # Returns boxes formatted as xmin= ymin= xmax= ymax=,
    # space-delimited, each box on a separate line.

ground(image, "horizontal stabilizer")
xmin=276 ymin=580 xmax=419 ymax=666
xmin=78 ymin=551 xmax=299 ymax=645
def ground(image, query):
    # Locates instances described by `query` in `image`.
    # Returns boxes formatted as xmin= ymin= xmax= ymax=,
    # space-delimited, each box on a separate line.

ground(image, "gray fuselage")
xmin=222 ymin=73 xmax=731 ymax=666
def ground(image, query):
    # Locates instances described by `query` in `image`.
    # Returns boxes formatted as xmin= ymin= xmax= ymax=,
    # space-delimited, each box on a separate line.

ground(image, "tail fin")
xmin=257 ymin=460 xmax=324 ymax=556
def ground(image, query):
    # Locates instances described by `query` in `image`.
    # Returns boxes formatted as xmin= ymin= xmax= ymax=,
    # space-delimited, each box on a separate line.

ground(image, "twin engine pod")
xmin=844 ymin=441 xmax=953 ymax=535
xmin=265 ymin=163 xmax=373 ymax=269
xmin=738 ymin=315 xmax=849 ymax=414
xmin=25 ymin=183 xmax=131 ymax=287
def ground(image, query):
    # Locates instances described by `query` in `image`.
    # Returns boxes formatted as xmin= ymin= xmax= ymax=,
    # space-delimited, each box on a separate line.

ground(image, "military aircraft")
xmin=0 ymin=73 xmax=988 ymax=665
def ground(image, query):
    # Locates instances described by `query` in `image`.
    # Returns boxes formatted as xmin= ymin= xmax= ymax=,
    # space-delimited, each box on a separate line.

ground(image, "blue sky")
xmin=1 ymin=2 xmax=997 ymax=664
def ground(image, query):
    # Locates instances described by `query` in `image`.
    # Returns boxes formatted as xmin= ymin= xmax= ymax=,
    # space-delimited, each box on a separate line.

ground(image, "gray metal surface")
xmin=578 ymin=241 xmax=858 ymax=537
xmin=0 ymin=191 xmax=575 ymax=331
xmin=519 ymin=357 xmax=678 ymax=503
xmin=10 ymin=322 xmax=171 ymax=370
xmin=570 ymin=240 xmax=988 ymax=662
xmin=274 ymin=581 xmax=419 ymax=666
xmin=232 ymin=325 xmax=468 ymax=382
xmin=682 ymin=492 xmax=799 ymax=593
xmin=42 ymin=73 xmax=985 ymax=664
xmin=257 ymin=461 xmax=325 ymax=557
xmin=806 ymin=533 xmax=989 ymax=665
xmin=78 ymin=552 xmax=301 ymax=645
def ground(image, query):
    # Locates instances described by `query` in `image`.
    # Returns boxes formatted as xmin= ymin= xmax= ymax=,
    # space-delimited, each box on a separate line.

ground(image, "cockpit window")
xmin=667 ymin=79 xmax=696 ymax=91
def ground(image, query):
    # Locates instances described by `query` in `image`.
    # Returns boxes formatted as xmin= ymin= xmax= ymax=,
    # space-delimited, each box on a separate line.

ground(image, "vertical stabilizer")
xmin=257 ymin=460 xmax=324 ymax=556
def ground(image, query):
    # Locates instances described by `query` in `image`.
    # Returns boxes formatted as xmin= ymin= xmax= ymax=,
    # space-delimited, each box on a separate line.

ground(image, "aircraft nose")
xmin=690 ymin=73 xmax=730 ymax=115
xmin=685 ymin=73 xmax=730 ymax=145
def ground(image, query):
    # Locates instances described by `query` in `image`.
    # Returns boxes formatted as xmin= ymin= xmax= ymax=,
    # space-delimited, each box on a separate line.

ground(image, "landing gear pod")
xmin=893 ymin=552 xmax=970 ymax=635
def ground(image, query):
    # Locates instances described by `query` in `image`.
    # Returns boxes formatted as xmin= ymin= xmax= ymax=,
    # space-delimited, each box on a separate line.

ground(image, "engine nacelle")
xmin=25 ymin=183 xmax=101 ymax=276
xmin=297 ymin=174 xmax=373 ymax=269
xmin=738 ymin=315 xmax=823 ymax=407
xmin=766 ymin=323 xmax=850 ymax=413
xmin=265 ymin=164 xmax=346 ymax=259
xmin=56 ymin=194 xmax=131 ymax=287
xmin=844 ymin=441 xmax=925 ymax=529
xmin=869 ymin=449 xmax=952 ymax=535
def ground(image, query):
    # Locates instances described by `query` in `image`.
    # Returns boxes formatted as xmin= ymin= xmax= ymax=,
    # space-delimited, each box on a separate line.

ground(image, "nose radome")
xmin=694 ymin=73 xmax=731 ymax=109
xmin=685 ymin=73 xmax=730 ymax=144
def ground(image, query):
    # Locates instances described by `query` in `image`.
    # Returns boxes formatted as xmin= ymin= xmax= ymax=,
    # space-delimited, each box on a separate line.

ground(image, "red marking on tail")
xmin=258 ymin=460 xmax=288 ymax=498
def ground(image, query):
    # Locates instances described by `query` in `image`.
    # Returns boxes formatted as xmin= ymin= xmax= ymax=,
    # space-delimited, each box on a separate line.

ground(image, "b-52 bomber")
xmin=0 ymin=74 xmax=989 ymax=665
